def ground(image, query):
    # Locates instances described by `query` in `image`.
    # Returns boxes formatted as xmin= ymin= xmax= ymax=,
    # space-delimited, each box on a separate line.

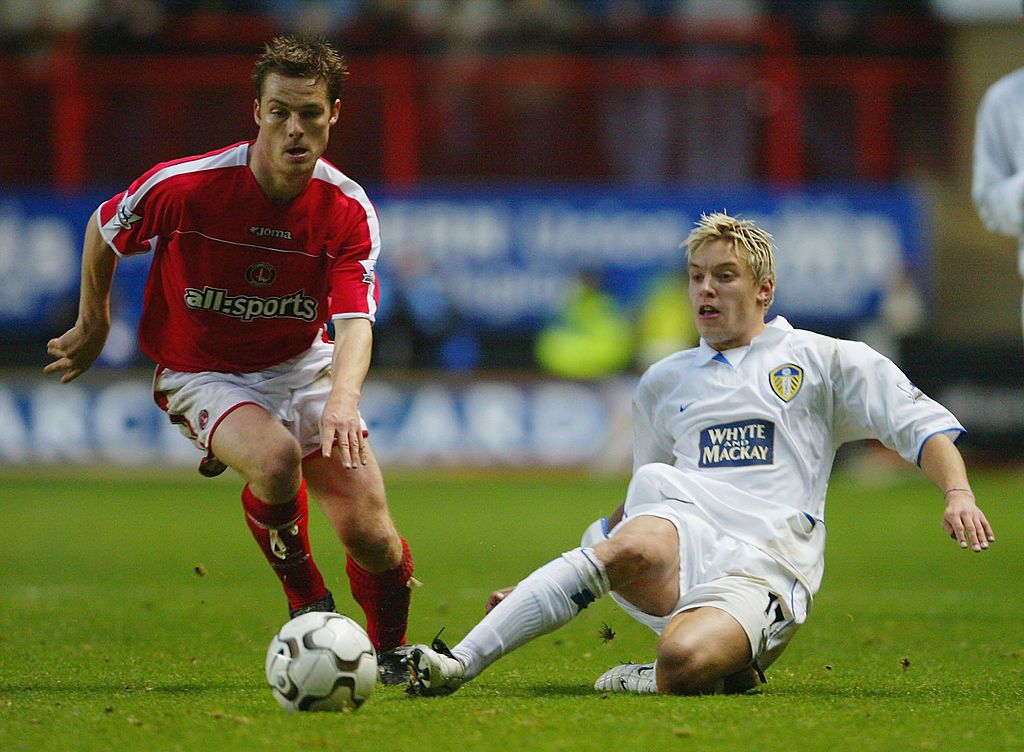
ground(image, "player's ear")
xmin=253 ymin=98 xmax=261 ymax=126
xmin=329 ymin=99 xmax=340 ymax=126
xmin=757 ymin=277 xmax=775 ymax=305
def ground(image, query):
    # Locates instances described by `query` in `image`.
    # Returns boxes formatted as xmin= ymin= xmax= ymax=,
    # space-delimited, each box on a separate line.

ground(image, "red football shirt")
xmin=97 ymin=141 xmax=380 ymax=372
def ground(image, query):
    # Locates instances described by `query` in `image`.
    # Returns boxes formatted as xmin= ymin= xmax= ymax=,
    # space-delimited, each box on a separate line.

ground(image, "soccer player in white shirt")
xmin=973 ymin=62 xmax=1024 ymax=345
xmin=406 ymin=212 xmax=995 ymax=696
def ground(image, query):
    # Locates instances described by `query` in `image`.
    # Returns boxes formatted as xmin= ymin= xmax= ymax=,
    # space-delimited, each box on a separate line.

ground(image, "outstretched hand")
xmin=941 ymin=490 xmax=995 ymax=552
xmin=43 ymin=321 xmax=109 ymax=383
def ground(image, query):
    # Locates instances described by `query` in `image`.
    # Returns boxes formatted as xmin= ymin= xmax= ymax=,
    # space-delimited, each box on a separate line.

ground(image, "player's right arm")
xmin=44 ymin=210 xmax=118 ymax=383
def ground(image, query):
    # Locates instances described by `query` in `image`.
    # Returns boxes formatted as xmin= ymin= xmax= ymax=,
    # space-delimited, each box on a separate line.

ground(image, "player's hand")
xmin=319 ymin=396 xmax=366 ymax=468
xmin=43 ymin=321 xmax=109 ymax=383
xmin=485 ymin=586 xmax=515 ymax=614
xmin=941 ymin=490 xmax=995 ymax=552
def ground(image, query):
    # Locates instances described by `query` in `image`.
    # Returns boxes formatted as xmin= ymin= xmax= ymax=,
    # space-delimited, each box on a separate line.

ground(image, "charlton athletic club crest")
xmin=198 ymin=409 xmax=209 ymax=430
xmin=769 ymin=363 xmax=803 ymax=403
xmin=245 ymin=262 xmax=276 ymax=287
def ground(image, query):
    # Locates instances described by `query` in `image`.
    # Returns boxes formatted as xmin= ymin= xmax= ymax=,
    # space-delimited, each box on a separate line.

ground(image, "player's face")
xmin=688 ymin=239 xmax=773 ymax=351
xmin=253 ymin=73 xmax=340 ymax=181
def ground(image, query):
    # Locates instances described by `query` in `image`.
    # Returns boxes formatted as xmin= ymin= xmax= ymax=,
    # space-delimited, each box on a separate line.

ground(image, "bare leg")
xmin=595 ymin=515 xmax=756 ymax=694
xmin=303 ymin=443 xmax=401 ymax=571
xmin=654 ymin=607 xmax=753 ymax=694
xmin=211 ymin=404 xmax=301 ymax=503
xmin=304 ymin=443 xmax=413 ymax=652
xmin=593 ymin=515 xmax=680 ymax=616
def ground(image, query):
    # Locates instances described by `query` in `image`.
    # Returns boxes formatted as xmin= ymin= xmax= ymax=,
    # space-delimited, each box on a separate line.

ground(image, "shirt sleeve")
xmin=831 ymin=339 xmax=964 ymax=466
xmin=972 ymin=80 xmax=1024 ymax=238
xmin=96 ymin=172 xmax=179 ymax=257
xmin=327 ymin=197 xmax=380 ymax=323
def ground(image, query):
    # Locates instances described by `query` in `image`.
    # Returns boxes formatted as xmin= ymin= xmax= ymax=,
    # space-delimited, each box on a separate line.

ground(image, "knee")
xmin=351 ymin=534 xmax=395 ymax=563
xmin=334 ymin=494 xmax=399 ymax=565
xmin=603 ymin=533 xmax=655 ymax=573
xmin=597 ymin=526 xmax=674 ymax=590
xmin=247 ymin=438 xmax=302 ymax=499
xmin=306 ymin=458 xmax=399 ymax=568
xmin=344 ymin=525 xmax=400 ymax=570
xmin=655 ymin=635 xmax=722 ymax=695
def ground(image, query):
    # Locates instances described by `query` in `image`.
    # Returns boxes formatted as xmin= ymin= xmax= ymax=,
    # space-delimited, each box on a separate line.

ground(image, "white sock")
xmin=452 ymin=547 xmax=610 ymax=681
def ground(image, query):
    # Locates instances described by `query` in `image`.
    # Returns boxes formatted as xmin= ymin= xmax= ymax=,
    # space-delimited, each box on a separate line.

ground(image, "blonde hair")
xmin=684 ymin=211 xmax=776 ymax=310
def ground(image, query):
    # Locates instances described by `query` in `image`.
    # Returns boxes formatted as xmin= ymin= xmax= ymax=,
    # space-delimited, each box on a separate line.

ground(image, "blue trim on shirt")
xmin=915 ymin=428 xmax=966 ymax=466
xmin=713 ymin=352 xmax=730 ymax=365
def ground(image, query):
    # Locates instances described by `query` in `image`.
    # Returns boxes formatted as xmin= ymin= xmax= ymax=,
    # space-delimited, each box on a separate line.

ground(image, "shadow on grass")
xmin=403 ymin=682 xmax=599 ymax=700
xmin=765 ymin=683 xmax=972 ymax=701
xmin=412 ymin=680 xmax=976 ymax=702
xmin=3 ymin=682 xmax=252 ymax=695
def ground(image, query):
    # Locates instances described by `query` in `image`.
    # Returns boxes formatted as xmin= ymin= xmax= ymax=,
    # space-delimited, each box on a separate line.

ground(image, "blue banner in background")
xmin=375 ymin=185 xmax=928 ymax=332
xmin=1 ymin=185 xmax=926 ymax=366
xmin=0 ymin=193 xmax=89 ymax=329
xmin=0 ymin=372 xmax=638 ymax=470
xmin=0 ymin=191 xmax=152 ymax=367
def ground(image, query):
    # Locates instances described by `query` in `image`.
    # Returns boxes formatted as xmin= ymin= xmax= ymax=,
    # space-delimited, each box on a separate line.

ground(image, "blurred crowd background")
xmin=2 ymin=0 xmax=954 ymax=185
xmin=0 ymin=0 xmax=945 ymax=57
xmin=1 ymin=0 xmax=1022 ymax=466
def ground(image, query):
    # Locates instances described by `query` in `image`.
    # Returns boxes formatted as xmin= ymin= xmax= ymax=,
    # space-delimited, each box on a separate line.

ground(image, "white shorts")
xmin=609 ymin=499 xmax=808 ymax=672
xmin=153 ymin=340 xmax=365 ymax=475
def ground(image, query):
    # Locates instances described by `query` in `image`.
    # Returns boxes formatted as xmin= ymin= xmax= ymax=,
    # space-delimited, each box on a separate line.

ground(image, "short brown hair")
xmin=253 ymin=36 xmax=348 ymax=104
xmin=684 ymin=212 xmax=776 ymax=310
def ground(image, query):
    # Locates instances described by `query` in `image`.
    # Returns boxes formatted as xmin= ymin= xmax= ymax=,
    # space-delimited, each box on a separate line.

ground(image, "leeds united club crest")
xmin=769 ymin=363 xmax=803 ymax=403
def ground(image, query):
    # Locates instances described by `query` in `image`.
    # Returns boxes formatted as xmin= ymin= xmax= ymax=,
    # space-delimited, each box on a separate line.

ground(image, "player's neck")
xmin=248 ymin=150 xmax=310 ymax=204
xmin=252 ymin=169 xmax=308 ymax=204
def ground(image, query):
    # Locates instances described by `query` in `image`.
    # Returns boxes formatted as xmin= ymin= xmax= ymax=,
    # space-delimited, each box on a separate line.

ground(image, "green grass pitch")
xmin=1 ymin=465 xmax=1021 ymax=751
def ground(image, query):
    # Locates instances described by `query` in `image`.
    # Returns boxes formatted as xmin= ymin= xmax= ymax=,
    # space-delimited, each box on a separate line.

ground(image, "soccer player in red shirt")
xmin=44 ymin=36 xmax=415 ymax=683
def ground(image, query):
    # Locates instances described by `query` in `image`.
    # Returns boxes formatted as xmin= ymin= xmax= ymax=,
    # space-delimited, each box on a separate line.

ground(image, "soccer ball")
xmin=265 ymin=612 xmax=377 ymax=711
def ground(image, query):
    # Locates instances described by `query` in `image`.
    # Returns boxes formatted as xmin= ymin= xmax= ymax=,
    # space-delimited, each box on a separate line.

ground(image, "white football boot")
xmin=594 ymin=663 xmax=658 ymax=694
xmin=406 ymin=638 xmax=466 ymax=696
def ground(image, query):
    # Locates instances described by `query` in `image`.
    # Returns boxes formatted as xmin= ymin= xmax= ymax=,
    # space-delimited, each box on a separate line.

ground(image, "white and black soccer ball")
xmin=265 ymin=612 xmax=377 ymax=711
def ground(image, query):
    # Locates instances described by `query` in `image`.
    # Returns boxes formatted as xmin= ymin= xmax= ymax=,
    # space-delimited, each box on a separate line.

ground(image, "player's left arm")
xmin=320 ymin=316 xmax=373 ymax=468
xmin=918 ymin=433 xmax=995 ymax=552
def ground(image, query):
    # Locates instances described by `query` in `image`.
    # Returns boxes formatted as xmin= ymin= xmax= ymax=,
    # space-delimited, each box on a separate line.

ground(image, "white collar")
xmin=694 ymin=316 xmax=791 ymax=367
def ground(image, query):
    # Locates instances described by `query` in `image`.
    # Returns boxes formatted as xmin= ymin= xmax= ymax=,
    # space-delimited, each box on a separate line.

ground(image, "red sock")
xmin=346 ymin=537 xmax=414 ymax=652
xmin=241 ymin=479 xmax=329 ymax=613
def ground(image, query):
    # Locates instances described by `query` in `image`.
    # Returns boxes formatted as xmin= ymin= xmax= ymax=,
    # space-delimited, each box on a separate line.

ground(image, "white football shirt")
xmin=632 ymin=316 xmax=963 ymax=594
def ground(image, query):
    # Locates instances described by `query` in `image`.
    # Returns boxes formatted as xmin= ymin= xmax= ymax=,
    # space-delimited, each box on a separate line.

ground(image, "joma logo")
xmin=250 ymin=226 xmax=293 ymax=239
